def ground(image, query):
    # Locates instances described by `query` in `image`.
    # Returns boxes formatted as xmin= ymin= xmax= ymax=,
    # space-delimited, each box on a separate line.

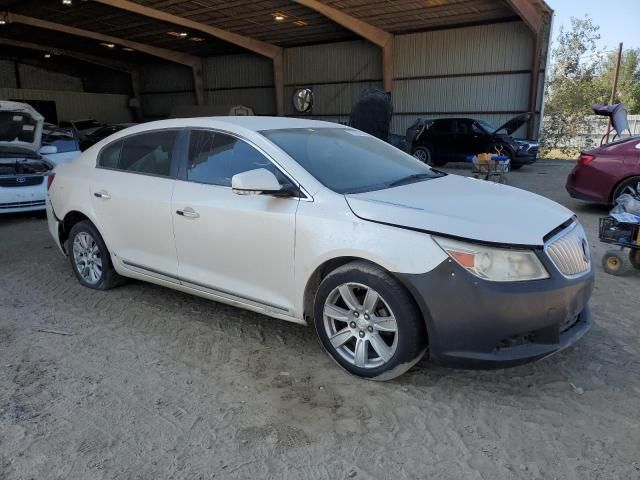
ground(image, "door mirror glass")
xmin=232 ymin=168 xmax=283 ymax=195
xmin=39 ymin=145 xmax=58 ymax=155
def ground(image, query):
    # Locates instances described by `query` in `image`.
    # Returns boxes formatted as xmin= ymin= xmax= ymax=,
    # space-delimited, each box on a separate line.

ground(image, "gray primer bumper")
xmin=397 ymin=252 xmax=594 ymax=369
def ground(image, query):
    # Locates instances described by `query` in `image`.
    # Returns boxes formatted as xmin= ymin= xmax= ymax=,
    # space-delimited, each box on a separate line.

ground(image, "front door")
xmin=172 ymin=129 xmax=299 ymax=314
xmin=90 ymin=129 xmax=181 ymax=278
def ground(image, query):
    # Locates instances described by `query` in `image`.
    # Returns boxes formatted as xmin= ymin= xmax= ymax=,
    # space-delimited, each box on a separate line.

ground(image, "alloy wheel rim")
xmin=72 ymin=232 xmax=103 ymax=285
xmin=323 ymin=282 xmax=398 ymax=369
xmin=413 ymin=149 xmax=429 ymax=163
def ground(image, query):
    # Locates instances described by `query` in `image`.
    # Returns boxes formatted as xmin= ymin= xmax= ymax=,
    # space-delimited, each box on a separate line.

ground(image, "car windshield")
xmin=261 ymin=127 xmax=444 ymax=194
xmin=475 ymin=119 xmax=496 ymax=134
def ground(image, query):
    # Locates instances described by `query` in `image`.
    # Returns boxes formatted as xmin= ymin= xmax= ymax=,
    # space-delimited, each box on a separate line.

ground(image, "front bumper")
xmin=398 ymin=253 xmax=594 ymax=369
xmin=512 ymin=150 xmax=539 ymax=166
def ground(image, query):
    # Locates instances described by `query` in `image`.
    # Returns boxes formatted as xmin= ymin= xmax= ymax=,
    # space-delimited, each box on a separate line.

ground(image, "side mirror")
xmin=232 ymin=168 xmax=288 ymax=196
xmin=39 ymin=145 xmax=58 ymax=155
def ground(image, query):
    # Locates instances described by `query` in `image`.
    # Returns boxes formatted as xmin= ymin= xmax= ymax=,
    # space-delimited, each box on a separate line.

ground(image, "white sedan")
xmin=46 ymin=117 xmax=593 ymax=380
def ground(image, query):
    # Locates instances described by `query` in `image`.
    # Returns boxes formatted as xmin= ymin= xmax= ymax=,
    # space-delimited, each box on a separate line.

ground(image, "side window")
xmin=99 ymin=130 xmax=178 ymax=176
xmin=430 ymin=120 xmax=455 ymax=134
xmin=187 ymin=130 xmax=288 ymax=187
xmin=456 ymin=120 xmax=471 ymax=135
xmin=99 ymin=139 xmax=123 ymax=169
xmin=471 ymin=121 xmax=484 ymax=135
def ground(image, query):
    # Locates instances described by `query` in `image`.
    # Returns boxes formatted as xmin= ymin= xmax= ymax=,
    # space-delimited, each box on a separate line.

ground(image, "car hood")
xmin=0 ymin=101 xmax=44 ymax=152
xmin=494 ymin=113 xmax=533 ymax=135
xmin=345 ymin=175 xmax=574 ymax=246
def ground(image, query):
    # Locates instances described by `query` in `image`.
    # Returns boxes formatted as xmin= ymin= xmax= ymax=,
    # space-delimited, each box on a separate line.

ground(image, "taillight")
xmin=579 ymin=153 xmax=595 ymax=165
xmin=47 ymin=173 xmax=56 ymax=190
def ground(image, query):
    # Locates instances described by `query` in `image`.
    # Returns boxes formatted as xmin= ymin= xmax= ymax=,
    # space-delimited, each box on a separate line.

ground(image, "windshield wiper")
xmin=388 ymin=173 xmax=435 ymax=188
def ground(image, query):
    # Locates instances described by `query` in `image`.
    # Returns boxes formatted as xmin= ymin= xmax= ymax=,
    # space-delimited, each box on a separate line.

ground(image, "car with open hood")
xmin=406 ymin=113 xmax=539 ymax=169
xmin=0 ymin=101 xmax=54 ymax=214
xmin=46 ymin=117 xmax=592 ymax=380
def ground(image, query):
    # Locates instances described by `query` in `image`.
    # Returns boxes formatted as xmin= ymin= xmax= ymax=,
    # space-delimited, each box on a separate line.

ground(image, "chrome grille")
xmin=545 ymin=222 xmax=591 ymax=277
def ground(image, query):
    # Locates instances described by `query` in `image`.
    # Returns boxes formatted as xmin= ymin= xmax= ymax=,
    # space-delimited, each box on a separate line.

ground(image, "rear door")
xmin=426 ymin=119 xmax=456 ymax=161
xmin=171 ymin=129 xmax=299 ymax=314
xmin=90 ymin=129 xmax=182 ymax=279
xmin=455 ymin=119 xmax=487 ymax=158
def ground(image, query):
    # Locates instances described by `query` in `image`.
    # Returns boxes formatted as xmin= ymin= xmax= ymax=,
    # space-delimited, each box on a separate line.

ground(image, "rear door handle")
xmin=94 ymin=191 xmax=111 ymax=199
xmin=176 ymin=207 xmax=199 ymax=219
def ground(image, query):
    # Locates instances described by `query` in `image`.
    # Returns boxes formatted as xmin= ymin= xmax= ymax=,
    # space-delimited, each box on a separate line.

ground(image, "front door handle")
xmin=176 ymin=207 xmax=199 ymax=219
xmin=94 ymin=191 xmax=111 ymax=200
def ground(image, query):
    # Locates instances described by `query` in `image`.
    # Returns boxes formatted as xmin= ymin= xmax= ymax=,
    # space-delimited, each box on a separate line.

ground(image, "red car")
xmin=566 ymin=136 xmax=640 ymax=204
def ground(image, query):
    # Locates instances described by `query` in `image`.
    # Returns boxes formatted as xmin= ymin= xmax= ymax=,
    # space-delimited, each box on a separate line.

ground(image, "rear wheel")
xmin=313 ymin=261 xmax=427 ymax=380
xmin=630 ymin=250 xmax=640 ymax=270
xmin=412 ymin=146 xmax=446 ymax=167
xmin=68 ymin=220 xmax=124 ymax=290
xmin=612 ymin=176 xmax=640 ymax=202
xmin=602 ymin=249 xmax=628 ymax=276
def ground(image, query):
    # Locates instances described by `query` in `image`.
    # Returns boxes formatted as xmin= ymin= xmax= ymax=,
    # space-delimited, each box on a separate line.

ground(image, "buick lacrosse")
xmin=47 ymin=117 xmax=593 ymax=380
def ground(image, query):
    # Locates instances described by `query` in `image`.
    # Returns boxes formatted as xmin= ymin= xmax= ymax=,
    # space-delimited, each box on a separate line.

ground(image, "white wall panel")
xmin=1 ymin=88 xmax=133 ymax=123
xmin=0 ymin=60 xmax=17 ymax=89
xmin=18 ymin=64 xmax=83 ymax=92
xmin=285 ymin=40 xmax=381 ymax=85
xmin=203 ymin=54 xmax=273 ymax=89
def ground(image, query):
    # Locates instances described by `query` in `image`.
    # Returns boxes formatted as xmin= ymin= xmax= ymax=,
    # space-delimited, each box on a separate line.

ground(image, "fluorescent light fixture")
xmin=190 ymin=37 xmax=205 ymax=42
xmin=100 ymin=42 xmax=116 ymax=48
xmin=272 ymin=12 xmax=287 ymax=21
xmin=62 ymin=0 xmax=72 ymax=5
xmin=179 ymin=31 xmax=188 ymax=37
xmin=123 ymin=47 xmax=134 ymax=52
xmin=294 ymin=20 xmax=307 ymax=26
xmin=44 ymin=53 xmax=52 ymax=58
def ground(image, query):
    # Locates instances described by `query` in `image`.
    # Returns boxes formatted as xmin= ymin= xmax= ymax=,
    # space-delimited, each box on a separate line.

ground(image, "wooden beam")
xmin=291 ymin=0 xmax=394 ymax=91
xmin=93 ymin=0 xmax=285 ymax=114
xmin=0 ymin=37 xmax=134 ymax=72
xmin=503 ymin=0 xmax=545 ymax=34
xmin=94 ymin=0 xmax=282 ymax=59
xmin=291 ymin=0 xmax=392 ymax=48
xmin=5 ymin=12 xmax=205 ymax=105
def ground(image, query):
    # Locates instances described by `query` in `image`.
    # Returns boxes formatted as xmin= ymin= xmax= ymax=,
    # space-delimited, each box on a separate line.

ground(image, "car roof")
xmin=126 ymin=116 xmax=344 ymax=133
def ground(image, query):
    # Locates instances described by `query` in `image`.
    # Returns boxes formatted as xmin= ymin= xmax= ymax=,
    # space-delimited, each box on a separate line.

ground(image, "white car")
xmin=46 ymin=117 xmax=594 ymax=380
xmin=0 ymin=101 xmax=54 ymax=214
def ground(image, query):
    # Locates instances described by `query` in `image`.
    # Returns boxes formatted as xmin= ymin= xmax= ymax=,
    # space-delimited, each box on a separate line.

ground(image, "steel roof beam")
xmin=290 ymin=0 xmax=394 ymax=91
xmin=4 ymin=12 xmax=205 ymax=105
xmin=93 ymin=0 xmax=285 ymax=115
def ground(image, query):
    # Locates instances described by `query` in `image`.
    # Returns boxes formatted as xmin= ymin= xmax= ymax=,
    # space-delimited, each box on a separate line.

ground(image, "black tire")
xmin=602 ymin=249 xmax=628 ymax=276
xmin=630 ymin=249 xmax=640 ymax=270
xmin=412 ymin=146 xmax=446 ymax=167
xmin=313 ymin=260 xmax=428 ymax=380
xmin=612 ymin=176 xmax=640 ymax=203
xmin=68 ymin=220 xmax=124 ymax=290
xmin=510 ymin=164 xmax=524 ymax=170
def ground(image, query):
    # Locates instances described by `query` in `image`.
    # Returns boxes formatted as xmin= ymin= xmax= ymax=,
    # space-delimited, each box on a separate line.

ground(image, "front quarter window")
xmin=261 ymin=127 xmax=444 ymax=194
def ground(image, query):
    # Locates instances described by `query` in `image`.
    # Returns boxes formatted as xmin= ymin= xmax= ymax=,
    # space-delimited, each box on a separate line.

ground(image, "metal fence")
xmin=544 ymin=115 xmax=640 ymax=149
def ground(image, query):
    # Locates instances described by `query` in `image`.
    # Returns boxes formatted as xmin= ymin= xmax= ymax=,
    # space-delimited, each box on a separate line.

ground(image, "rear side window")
xmin=187 ymin=130 xmax=287 ymax=187
xmin=430 ymin=120 xmax=455 ymax=133
xmin=98 ymin=130 xmax=178 ymax=177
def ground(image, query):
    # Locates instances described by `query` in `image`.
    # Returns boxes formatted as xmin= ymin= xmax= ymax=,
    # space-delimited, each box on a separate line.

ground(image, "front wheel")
xmin=313 ymin=261 xmax=427 ymax=380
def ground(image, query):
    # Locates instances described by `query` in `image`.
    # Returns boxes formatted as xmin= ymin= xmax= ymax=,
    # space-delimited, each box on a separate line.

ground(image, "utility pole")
xmin=605 ymin=42 xmax=623 ymax=143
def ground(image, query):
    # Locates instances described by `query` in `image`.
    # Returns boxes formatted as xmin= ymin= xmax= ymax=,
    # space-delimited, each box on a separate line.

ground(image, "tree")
xmin=541 ymin=15 xmax=605 ymax=153
xmin=595 ymin=48 xmax=640 ymax=114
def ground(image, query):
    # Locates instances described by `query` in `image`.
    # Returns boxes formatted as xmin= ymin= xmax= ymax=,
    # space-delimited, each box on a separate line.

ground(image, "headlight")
xmin=433 ymin=236 xmax=549 ymax=282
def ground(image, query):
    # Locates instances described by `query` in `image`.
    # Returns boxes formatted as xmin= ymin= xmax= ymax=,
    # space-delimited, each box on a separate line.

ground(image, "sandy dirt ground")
xmin=1 ymin=160 xmax=639 ymax=480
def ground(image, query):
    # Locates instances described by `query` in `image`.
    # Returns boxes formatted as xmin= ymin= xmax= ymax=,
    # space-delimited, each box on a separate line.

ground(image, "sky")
xmin=548 ymin=0 xmax=640 ymax=52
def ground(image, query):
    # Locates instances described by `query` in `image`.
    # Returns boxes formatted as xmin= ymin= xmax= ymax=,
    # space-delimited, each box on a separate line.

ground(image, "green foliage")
xmin=541 ymin=16 xmax=605 ymax=153
xmin=541 ymin=16 xmax=640 ymax=153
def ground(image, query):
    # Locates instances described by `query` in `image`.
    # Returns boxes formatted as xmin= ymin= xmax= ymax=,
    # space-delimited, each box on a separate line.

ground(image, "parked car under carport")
xmin=406 ymin=113 xmax=539 ymax=169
